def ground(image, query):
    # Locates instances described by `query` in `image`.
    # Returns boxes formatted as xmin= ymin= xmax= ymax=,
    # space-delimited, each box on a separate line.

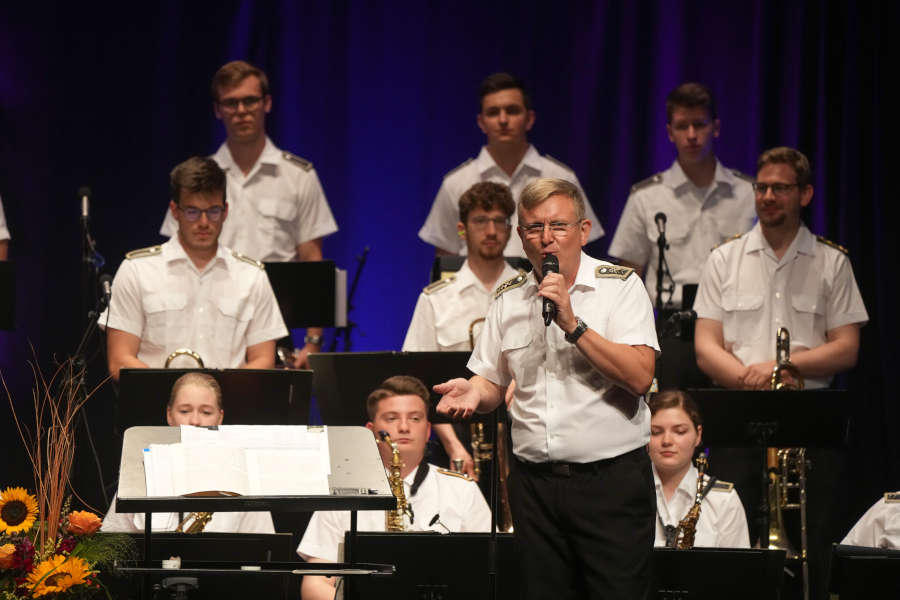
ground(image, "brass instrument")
xmin=380 ymin=431 xmax=412 ymax=532
xmin=165 ymin=348 xmax=204 ymax=368
xmin=767 ymin=327 xmax=809 ymax=599
xmin=673 ymin=451 xmax=708 ymax=549
xmin=468 ymin=317 xmax=485 ymax=350
xmin=174 ymin=491 xmax=239 ymax=533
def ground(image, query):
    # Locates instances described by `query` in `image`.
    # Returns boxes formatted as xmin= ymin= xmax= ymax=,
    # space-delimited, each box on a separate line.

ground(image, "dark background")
xmin=0 ymin=1 xmax=895 ymax=538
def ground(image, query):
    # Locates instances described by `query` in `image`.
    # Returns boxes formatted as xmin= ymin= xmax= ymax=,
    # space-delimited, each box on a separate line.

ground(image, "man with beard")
xmin=403 ymin=181 xmax=520 ymax=479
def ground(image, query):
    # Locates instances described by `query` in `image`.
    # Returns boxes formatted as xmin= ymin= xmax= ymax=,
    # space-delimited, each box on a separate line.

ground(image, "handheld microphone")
xmin=79 ymin=186 xmax=91 ymax=221
xmin=541 ymin=254 xmax=559 ymax=327
xmin=99 ymin=274 xmax=113 ymax=306
xmin=654 ymin=212 xmax=667 ymax=236
xmin=429 ymin=513 xmax=451 ymax=534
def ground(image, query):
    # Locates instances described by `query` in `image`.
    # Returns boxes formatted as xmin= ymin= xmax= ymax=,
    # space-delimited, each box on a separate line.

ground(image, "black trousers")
xmin=508 ymin=447 xmax=656 ymax=600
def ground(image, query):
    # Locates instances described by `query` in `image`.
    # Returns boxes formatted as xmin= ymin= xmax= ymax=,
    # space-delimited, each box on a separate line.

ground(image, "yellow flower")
xmin=0 ymin=543 xmax=16 ymax=568
xmin=67 ymin=510 xmax=102 ymax=535
xmin=0 ymin=487 xmax=38 ymax=534
xmin=26 ymin=555 xmax=91 ymax=597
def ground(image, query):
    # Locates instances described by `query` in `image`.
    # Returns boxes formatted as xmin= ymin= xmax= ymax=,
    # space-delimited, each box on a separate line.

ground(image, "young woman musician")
xmin=648 ymin=389 xmax=750 ymax=548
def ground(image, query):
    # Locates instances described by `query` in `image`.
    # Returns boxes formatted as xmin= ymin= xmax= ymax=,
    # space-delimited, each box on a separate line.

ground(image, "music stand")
xmin=0 ymin=261 xmax=13 ymax=330
xmin=308 ymin=351 xmax=473 ymax=425
xmin=264 ymin=261 xmax=347 ymax=328
xmin=653 ymin=547 xmax=786 ymax=599
xmin=829 ymin=544 xmax=900 ymax=598
xmin=117 ymin=368 xmax=312 ymax=432
xmin=115 ymin=426 xmax=396 ymax=596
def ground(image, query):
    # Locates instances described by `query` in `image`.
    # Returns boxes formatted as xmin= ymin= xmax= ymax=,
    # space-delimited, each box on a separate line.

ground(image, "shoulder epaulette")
xmin=493 ymin=270 xmax=528 ymax=298
xmin=436 ymin=467 xmax=471 ymax=481
xmin=231 ymin=250 xmax=265 ymax=270
xmin=544 ymin=154 xmax=574 ymax=173
xmin=423 ymin=276 xmax=455 ymax=295
xmin=816 ymin=235 xmax=849 ymax=255
xmin=282 ymin=151 xmax=313 ymax=172
xmin=630 ymin=173 xmax=663 ymax=194
xmin=730 ymin=169 xmax=754 ymax=183
xmin=125 ymin=245 xmax=161 ymax=260
xmin=711 ymin=233 xmax=744 ymax=251
xmin=444 ymin=158 xmax=473 ymax=179
xmin=711 ymin=480 xmax=734 ymax=492
xmin=885 ymin=492 xmax=900 ymax=503
xmin=595 ymin=264 xmax=634 ymax=280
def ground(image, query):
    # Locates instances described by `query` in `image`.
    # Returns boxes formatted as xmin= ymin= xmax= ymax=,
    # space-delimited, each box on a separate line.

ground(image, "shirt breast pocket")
xmin=253 ymin=196 xmax=297 ymax=242
xmin=143 ymin=293 xmax=186 ymax=346
xmin=215 ymin=297 xmax=255 ymax=350
xmin=721 ymin=293 xmax=764 ymax=347
xmin=501 ymin=328 xmax=538 ymax=388
xmin=789 ymin=293 xmax=825 ymax=349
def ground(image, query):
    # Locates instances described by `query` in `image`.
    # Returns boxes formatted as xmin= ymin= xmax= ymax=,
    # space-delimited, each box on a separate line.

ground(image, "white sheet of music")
xmin=142 ymin=425 xmax=330 ymax=497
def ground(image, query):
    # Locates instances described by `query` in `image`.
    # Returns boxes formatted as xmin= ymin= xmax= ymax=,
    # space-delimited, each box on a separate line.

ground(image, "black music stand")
xmin=0 ymin=261 xmax=13 ymax=330
xmin=117 ymin=368 xmax=312 ymax=432
xmin=264 ymin=261 xmax=346 ymax=328
xmin=653 ymin=547 xmax=786 ymax=599
xmin=829 ymin=544 xmax=900 ymax=598
xmin=308 ymin=351 xmax=473 ymax=425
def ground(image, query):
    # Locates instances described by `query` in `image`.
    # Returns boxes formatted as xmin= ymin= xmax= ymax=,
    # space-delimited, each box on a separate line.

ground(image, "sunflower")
xmin=0 ymin=487 xmax=38 ymax=534
xmin=26 ymin=555 xmax=91 ymax=597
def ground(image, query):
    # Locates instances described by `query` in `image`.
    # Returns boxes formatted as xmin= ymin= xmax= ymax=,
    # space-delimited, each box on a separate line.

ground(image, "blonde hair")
xmin=168 ymin=372 xmax=223 ymax=410
xmin=518 ymin=178 xmax=585 ymax=223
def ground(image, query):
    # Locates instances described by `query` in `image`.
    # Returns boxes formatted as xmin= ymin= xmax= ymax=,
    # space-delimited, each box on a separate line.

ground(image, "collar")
xmin=745 ymin=222 xmax=816 ymax=257
xmin=663 ymin=158 xmax=732 ymax=191
xmin=572 ymin=253 xmax=598 ymax=291
xmin=652 ymin=462 xmax=699 ymax=499
xmin=213 ymin=136 xmax=280 ymax=174
xmin=475 ymin=144 xmax=541 ymax=177
xmin=162 ymin=237 xmax=229 ymax=270
xmin=454 ymin=260 xmax=482 ymax=292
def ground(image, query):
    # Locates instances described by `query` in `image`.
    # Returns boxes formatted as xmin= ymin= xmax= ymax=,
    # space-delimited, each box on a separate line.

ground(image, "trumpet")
xmin=165 ymin=348 xmax=204 ymax=369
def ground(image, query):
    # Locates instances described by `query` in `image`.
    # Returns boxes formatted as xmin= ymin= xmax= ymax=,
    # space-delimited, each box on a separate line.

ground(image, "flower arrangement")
xmin=2 ymin=357 xmax=133 ymax=599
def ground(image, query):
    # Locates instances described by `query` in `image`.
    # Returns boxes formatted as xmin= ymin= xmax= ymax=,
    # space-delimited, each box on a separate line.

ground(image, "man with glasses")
xmin=435 ymin=178 xmax=659 ymax=598
xmin=608 ymin=82 xmax=755 ymax=308
xmin=102 ymin=156 xmax=287 ymax=381
xmin=159 ymin=60 xmax=337 ymax=367
xmin=404 ymin=182 xmax=520 ymax=479
xmin=419 ymin=72 xmax=603 ymax=258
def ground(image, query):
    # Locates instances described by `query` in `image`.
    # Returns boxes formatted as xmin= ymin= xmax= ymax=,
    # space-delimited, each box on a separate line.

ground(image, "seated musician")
xmin=649 ymin=390 xmax=749 ymax=548
xmin=101 ymin=372 xmax=275 ymax=533
xmin=403 ymin=181 xmax=520 ymax=479
xmin=99 ymin=156 xmax=288 ymax=381
xmin=297 ymin=375 xmax=491 ymax=600
xmin=841 ymin=492 xmax=900 ymax=549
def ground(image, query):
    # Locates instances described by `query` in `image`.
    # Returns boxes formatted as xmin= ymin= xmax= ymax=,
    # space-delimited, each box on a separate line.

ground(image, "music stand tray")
xmin=829 ymin=544 xmax=900 ymax=598
xmin=653 ymin=547 xmax=786 ymax=600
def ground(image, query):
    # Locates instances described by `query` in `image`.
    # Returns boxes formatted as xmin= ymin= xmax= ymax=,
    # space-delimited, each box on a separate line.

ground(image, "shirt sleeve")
xmin=825 ymin=254 xmax=869 ymax=330
xmin=244 ymin=269 xmax=289 ymax=347
xmin=236 ymin=511 xmax=276 ymax=534
xmin=607 ymin=193 xmax=650 ymax=267
xmin=100 ymin=496 xmax=140 ymax=533
xmin=459 ymin=482 xmax=493 ymax=532
xmin=714 ymin=491 xmax=751 ymax=548
xmin=466 ymin=295 xmax=512 ymax=387
xmin=402 ymin=293 xmax=437 ymax=351
xmin=605 ymin=273 xmax=660 ymax=351
xmin=295 ymin=169 xmax=338 ymax=245
xmin=841 ymin=499 xmax=885 ymax=547
xmin=297 ymin=511 xmax=348 ymax=562
xmin=693 ymin=250 xmax=726 ymax=322
xmin=419 ymin=181 xmax=463 ymax=254
xmin=100 ymin=260 xmax=145 ymax=336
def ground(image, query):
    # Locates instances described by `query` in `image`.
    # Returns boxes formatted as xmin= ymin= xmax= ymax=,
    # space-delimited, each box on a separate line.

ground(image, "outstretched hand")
xmin=435 ymin=378 xmax=480 ymax=420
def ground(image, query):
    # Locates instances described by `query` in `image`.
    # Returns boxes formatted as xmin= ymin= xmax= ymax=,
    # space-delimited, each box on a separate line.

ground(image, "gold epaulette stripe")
xmin=125 ymin=245 xmax=162 ymax=260
xmin=711 ymin=480 xmax=734 ymax=492
xmin=885 ymin=491 xmax=900 ymax=503
xmin=232 ymin=250 xmax=265 ymax=270
xmin=436 ymin=468 xmax=471 ymax=480
xmin=283 ymin=151 xmax=313 ymax=171
xmin=816 ymin=235 xmax=849 ymax=255
xmin=630 ymin=173 xmax=663 ymax=194
xmin=595 ymin=264 xmax=634 ymax=280
xmin=493 ymin=270 xmax=528 ymax=298
xmin=423 ymin=276 xmax=455 ymax=295
xmin=711 ymin=233 xmax=743 ymax=251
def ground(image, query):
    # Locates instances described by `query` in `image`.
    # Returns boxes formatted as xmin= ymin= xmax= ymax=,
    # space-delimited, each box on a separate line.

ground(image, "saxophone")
xmin=674 ymin=451 xmax=708 ymax=549
xmin=380 ymin=431 xmax=412 ymax=532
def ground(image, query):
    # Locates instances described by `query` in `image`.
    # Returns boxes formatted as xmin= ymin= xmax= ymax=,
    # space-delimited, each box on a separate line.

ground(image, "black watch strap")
xmin=565 ymin=317 xmax=588 ymax=343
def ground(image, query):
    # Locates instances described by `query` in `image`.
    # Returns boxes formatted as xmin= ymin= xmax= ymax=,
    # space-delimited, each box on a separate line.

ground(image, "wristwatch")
xmin=564 ymin=317 xmax=588 ymax=344
xmin=304 ymin=334 xmax=324 ymax=346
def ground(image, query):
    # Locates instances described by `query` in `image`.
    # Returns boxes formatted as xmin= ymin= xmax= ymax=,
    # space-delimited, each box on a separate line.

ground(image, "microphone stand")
xmin=655 ymin=229 xmax=668 ymax=314
xmin=488 ymin=404 xmax=502 ymax=600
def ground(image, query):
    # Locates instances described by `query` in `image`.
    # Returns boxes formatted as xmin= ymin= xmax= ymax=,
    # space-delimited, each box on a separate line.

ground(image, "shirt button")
xmin=775 ymin=292 xmax=781 ymax=299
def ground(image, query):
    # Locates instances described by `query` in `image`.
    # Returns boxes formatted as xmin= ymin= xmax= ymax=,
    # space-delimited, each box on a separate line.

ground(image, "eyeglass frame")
xmin=177 ymin=204 xmax=227 ymax=222
xmin=752 ymin=182 xmax=804 ymax=196
xmin=519 ymin=220 xmax=584 ymax=239
xmin=468 ymin=215 xmax=511 ymax=229
xmin=216 ymin=95 xmax=265 ymax=112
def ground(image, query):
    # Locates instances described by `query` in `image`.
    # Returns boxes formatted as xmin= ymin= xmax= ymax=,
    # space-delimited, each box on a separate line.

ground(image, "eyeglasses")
xmin=752 ymin=182 xmax=801 ymax=196
xmin=469 ymin=216 xmax=511 ymax=229
xmin=178 ymin=205 xmax=225 ymax=222
xmin=217 ymin=95 xmax=263 ymax=112
xmin=670 ymin=119 xmax=712 ymax=132
xmin=520 ymin=220 xmax=582 ymax=239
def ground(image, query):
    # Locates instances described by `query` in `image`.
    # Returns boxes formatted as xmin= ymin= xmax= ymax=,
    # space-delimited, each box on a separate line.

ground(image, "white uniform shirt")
xmin=693 ymin=223 xmax=868 ymax=388
xmin=419 ymin=146 xmax=604 ymax=257
xmin=653 ymin=464 xmax=750 ymax=548
xmin=160 ymin=138 xmax=338 ymax=262
xmin=101 ymin=496 xmax=274 ymax=534
xmin=841 ymin=493 xmax=900 ymax=549
xmin=608 ymin=159 xmax=756 ymax=306
xmin=99 ymin=238 xmax=288 ymax=369
xmin=296 ymin=463 xmax=492 ymax=562
xmin=468 ymin=253 xmax=660 ymax=463
xmin=402 ymin=260 xmax=520 ymax=351
xmin=0 ymin=195 xmax=9 ymax=241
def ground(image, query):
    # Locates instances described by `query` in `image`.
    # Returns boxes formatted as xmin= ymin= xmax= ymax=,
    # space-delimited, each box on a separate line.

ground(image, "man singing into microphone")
xmin=608 ymin=82 xmax=755 ymax=308
xmin=436 ymin=178 xmax=659 ymax=598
